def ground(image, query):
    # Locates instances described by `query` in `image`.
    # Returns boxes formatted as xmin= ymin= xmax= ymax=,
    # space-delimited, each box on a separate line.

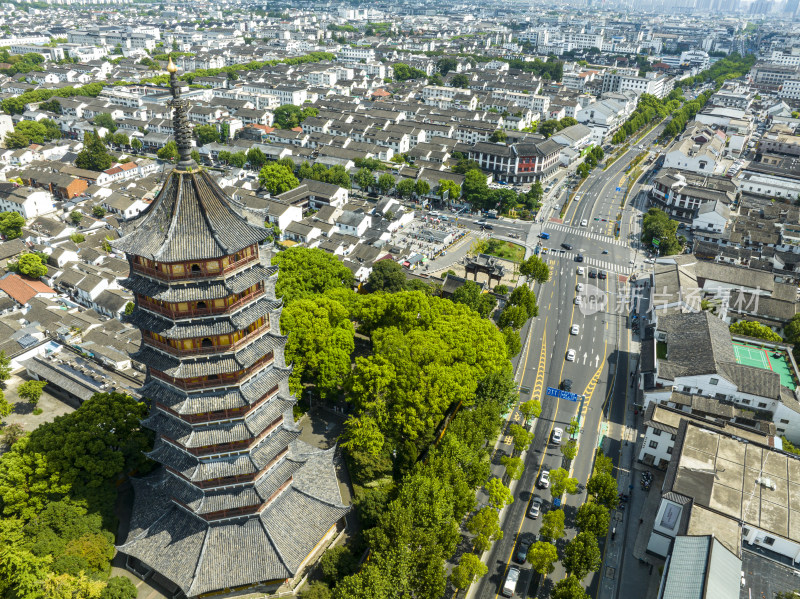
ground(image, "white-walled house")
xmin=639 ymin=311 xmax=800 ymax=443
xmin=0 ymin=183 xmax=54 ymax=219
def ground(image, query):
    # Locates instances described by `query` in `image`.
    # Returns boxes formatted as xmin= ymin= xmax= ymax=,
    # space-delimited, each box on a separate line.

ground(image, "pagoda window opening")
xmin=201 ymin=337 xmax=214 ymax=348
xmin=191 ymin=263 xmax=202 ymax=273
xmin=196 ymin=301 xmax=207 ymax=310
xmin=208 ymin=374 xmax=219 ymax=380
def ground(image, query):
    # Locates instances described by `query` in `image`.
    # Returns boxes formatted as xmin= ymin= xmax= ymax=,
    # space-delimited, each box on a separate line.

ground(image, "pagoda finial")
xmin=167 ymin=58 xmax=196 ymax=169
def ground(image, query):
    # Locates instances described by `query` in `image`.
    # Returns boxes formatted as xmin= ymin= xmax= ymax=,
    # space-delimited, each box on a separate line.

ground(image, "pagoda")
xmin=115 ymin=59 xmax=349 ymax=598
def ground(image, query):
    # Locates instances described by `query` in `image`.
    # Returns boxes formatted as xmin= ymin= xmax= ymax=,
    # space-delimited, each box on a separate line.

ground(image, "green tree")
xmin=0 ymin=390 xmax=12 ymax=423
xmin=280 ymin=295 xmax=355 ymax=399
xmin=507 ymin=285 xmax=538 ymax=319
xmin=301 ymin=582 xmax=332 ymax=599
xmin=368 ymin=260 xmax=407 ymax=293
xmin=193 ymin=123 xmax=219 ymax=145
xmin=537 ymin=119 xmax=563 ymax=138
xmin=549 ymin=467 xmax=579 ymax=499
xmin=377 ymin=173 xmax=395 ymax=195
xmin=509 ymin=423 xmax=533 ymax=453
xmin=561 ymin=439 xmax=578 ymax=462
xmin=92 ymin=113 xmax=116 ymax=133
xmin=1 ymin=423 xmax=24 ymax=447
xmin=551 ymin=575 xmax=590 ymax=599
xmin=100 ymin=577 xmax=138 ymax=599
xmin=450 ymin=73 xmax=470 ymax=88
xmin=520 ymin=255 xmax=550 ymax=283
xmin=395 ymin=178 xmax=414 ymax=198
xmin=489 ymin=129 xmax=507 ymax=143
xmin=539 ymin=508 xmax=565 ymax=542
xmin=392 ymin=62 xmax=427 ymax=81
xmin=641 ymin=207 xmax=682 ymax=255
xmin=246 ymin=147 xmax=267 ymax=169
xmin=485 ymin=478 xmax=514 ymax=509
xmin=0 ymin=351 xmax=10 ymax=382
xmin=502 ymin=327 xmax=521 ymax=358
xmin=259 ymin=162 xmax=299 ymax=195
xmin=452 ymin=280 xmax=497 ymax=317
xmin=575 ymin=502 xmax=610 ymax=537
xmin=156 ymin=140 xmax=179 ymax=161
xmin=272 ymin=247 xmax=355 ymax=304
xmin=130 ymin=137 xmax=142 ymax=153
xmin=11 ymin=254 xmax=48 ymax=278
xmin=519 ymin=399 xmax=542 ymax=422
xmin=75 ymin=130 xmax=112 ymax=172
xmin=501 ymin=455 xmax=524 ymax=480
xmin=0 ymin=211 xmax=25 ymax=239
xmin=124 ymin=302 xmax=134 ymax=316
xmin=462 ymin=169 xmax=488 ymax=207
xmin=414 ymin=179 xmax=430 ymax=196
xmin=320 ymin=545 xmax=358 ymax=586
xmin=729 ymin=320 xmax=782 ymax=342
xmin=586 ymin=471 xmax=619 ymax=509
xmin=91 ymin=205 xmax=106 ymax=218
xmin=498 ymin=305 xmax=528 ymax=330
xmin=527 ymin=541 xmax=558 ymax=576
xmin=190 ymin=149 xmax=202 ymax=164
xmin=436 ymin=57 xmax=458 ymax=75
xmin=69 ymin=211 xmax=83 ymax=226
xmin=563 ymin=532 xmax=602 ymax=579
xmin=273 ymin=104 xmax=318 ymax=129
xmin=450 ymin=553 xmax=488 ymax=590
xmin=228 ymin=151 xmax=247 ymax=168
xmin=466 ymin=506 xmax=503 ymax=551
xmin=437 ymin=179 xmax=460 ymax=201
xmin=354 ymin=167 xmax=374 ymax=190
xmin=18 ymin=380 xmax=46 ymax=406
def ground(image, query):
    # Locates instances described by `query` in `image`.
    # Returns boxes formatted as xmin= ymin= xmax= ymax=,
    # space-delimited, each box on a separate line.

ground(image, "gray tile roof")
xmin=113 ymin=169 xmax=269 ymax=262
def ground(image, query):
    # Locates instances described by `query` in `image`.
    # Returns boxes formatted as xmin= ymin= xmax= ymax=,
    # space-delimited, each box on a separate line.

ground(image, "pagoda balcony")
xmin=137 ymin=288 xmax=265 ymax=319
xmin=156 ymin=383 xmax=280 ymax=424
xmin=167 ymin=447 xmax=288 ymax=490
xmin=142 ymin=325 xmax=271 ymax=357
xmin=150 ymin=352 xmax=274 ymax=391
xmin=162 ymin=414 xmax=283 ymax=457
xmin=172 ymin=474 xmax=292 ymax=521
xmin=132 ymin=253 xmax=258 ymax=282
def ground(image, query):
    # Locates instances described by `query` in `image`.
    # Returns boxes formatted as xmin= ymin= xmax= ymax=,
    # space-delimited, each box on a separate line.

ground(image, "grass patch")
xmin=484 ymin=239 xmax=525 ymax=263
xmin=656 ymin=341 xmax=667 ymax=359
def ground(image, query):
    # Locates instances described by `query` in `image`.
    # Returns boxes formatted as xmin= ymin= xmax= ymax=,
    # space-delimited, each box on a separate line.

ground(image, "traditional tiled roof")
xmin=123 ymin=264 xmax=278 ymax=302
xmin=113 ymin=169 xmax=269 ymax=262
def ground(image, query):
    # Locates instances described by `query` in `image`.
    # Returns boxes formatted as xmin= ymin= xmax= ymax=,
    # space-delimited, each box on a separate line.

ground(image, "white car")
xmin=576 ymin=283 xmax=584 ymax=292
xmin=580 ymin=219 xmax=588 ymax=227
xmin=574 ymin=296 xmax=582 ymax=305
xmin=552 ymin=427 xmax=563 ymax=444
xmin=566 ymin=349 xmax=576 ymax=361
xmin=538 ymin=470 xmax=551 ymax=489
xmin=577 ymin=266 xmax=585 ymax=275
xmin=571 ymin=324 xmax=580 ymax=335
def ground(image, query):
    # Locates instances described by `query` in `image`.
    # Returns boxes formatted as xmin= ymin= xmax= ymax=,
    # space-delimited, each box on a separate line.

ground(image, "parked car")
xmin=528 ymin=496 xmax=543 ymax=519
xmin=538 ymin=470 xmax=551 ymax=488
xmin=515 ymin=538 xmax=531 ymax=563
xmin=589 ymin=269 xmax=597 ymax=278
xmin=552 ymin=427 xmax=563 ymax=444
xmin=598 ymin=270 xmax=607 ymax=280
xmin=566 ymin=349 xmax=576 ymax=361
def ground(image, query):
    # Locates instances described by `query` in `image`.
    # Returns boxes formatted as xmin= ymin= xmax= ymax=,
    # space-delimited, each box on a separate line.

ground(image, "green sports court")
xmin=733 ymin=342 xmax=797 ymax=390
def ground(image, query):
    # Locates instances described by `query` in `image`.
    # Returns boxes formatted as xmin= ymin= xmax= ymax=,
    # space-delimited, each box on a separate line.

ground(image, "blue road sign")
xmin=615 ymin=187 xmax=622 ymax=192
xmin=546 ymin=387 xmax=578 ymax=401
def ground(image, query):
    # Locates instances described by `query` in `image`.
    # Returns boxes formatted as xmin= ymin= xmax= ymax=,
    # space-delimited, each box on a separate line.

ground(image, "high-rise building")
xmin=115 ymin=59 xmax=349 ymax=598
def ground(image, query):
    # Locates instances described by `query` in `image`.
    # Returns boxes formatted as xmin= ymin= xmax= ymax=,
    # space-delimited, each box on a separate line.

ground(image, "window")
xmin=649 ymin=440 xmax=659 ymax=449
xmin=652 ymin=429 xmax=662 ymax=436
xmin=667 ymin=446 xmax=673 ymax=454
xmin=763 ymin=537 xmax=775 ymax=546
xmin=742 ymin=399 xmax=751 ymax=405
xmin=780 ymin=419 xmax=789 ymax=424
xmin=758 ymin=402 xmax=767 ymax=408
xmin=710 ymin=378 xmax=718 ymax=385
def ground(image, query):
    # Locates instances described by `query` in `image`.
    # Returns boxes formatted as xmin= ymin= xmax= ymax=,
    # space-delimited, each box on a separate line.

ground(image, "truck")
xmin=485 ymin=209 xmax=498 ymax=219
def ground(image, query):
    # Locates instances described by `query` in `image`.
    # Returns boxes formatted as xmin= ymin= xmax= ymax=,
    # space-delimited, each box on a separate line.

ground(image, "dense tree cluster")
xmin=273 ymin=105 xmax=319 ymax=129
xmin=75 ymin=131 xmax=113 ymax=172
xmin=641 ymin=207 xmax=683 ymax=255
xmin=507 ymin=57 xmax=563 ymax=82
xmin=391 ymin=62 xmax=427 ymax=81
xmin=2 ymin=82 xmax=105 ymax=116
xmin=4 ymin=119 xmax=61 ymax=148
xmin=0 ymin=392 xmax=151 ymax=597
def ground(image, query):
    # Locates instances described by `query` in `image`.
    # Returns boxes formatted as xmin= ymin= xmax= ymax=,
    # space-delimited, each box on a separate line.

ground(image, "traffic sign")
xmin=546 ymin=387 xmax=578 ymax=401
xmin=616 ymin=187 xmax=622 ymax=192
xmin=652 ymin=238 xmax=661 ymax=247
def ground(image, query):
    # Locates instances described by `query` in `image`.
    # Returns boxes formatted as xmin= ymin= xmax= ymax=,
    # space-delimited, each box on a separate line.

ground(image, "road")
xmin=468 ymin=127 xmax=663 ymax=599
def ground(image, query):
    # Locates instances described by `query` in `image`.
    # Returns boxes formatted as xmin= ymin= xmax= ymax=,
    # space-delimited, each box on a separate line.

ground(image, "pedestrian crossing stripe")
xmin=545 ymin=222 xmax=625 ymax=246
xmin=543 ymin=252 xmax=633 ymax=275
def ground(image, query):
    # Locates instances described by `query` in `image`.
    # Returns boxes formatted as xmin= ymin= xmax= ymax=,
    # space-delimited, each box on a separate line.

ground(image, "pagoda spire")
xmin=167 ymin=56 xmax=196 ymax=169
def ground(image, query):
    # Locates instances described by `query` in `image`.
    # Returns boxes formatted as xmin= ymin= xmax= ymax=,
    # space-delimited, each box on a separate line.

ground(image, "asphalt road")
xmin=469 ymin=128 xmax=663 ymax=599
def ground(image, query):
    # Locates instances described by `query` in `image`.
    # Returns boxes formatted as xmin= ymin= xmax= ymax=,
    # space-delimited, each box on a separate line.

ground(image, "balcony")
xmin=150 ymin=352 xmax=274 ymax=391
xmin=142 ymin=324 xmax=271 ymax=357
xmin=132 ymin=253 xmax=258 ymax=282
xmin=156 ymin=383 xmax=279 ymax=424
xmin=138 ymin=288 xmax=265 ymax=319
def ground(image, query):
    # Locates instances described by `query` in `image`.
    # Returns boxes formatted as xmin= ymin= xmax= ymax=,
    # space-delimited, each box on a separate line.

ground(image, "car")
xmin=577 ymin=266 xmax=585 ymax=275
xmin=574 ymin=296 xmax=582 ymax=305
xmin=576 ymin=283 xmax=584 ymax=292
xmin=538 ymin=470 xmax=551 ymax=489
xmin=602 ymin=249 xmax=608 ymax=254
xmin=552 ymin=427 xmax=563 ymax=444
xmin=477 ymin=220 xmax=487 ymax=226
xmin=644 ymin=257 xmax=654 ymax=263
xmin=528 ymin=496 xmax=543 ymax=519
xmin=501 ymin=567 xmax=520 ymax=598
xmin=571 ymin=324 xmax=580 ymax=335
xmin=598 ymin=270 xmax=607 ymax=280
xmin=589 ymin=269 xmax=597 ymax=278
xmin=580 ymin=219 xmax=588 ymax=227
xmin=560 ymin=378 xmax=573 ymax=391
xmin=575 ymin=254 xmax=584 ymax=262
xmin=561 ymin=242 xmax=573 ymax=250
xmin=515 ymin=538 xmax=532 ymax=563
xmin=483 ymin=223 xmax=494 ymax=230
xmin=566 ymin=349 xmax=576 ymax=361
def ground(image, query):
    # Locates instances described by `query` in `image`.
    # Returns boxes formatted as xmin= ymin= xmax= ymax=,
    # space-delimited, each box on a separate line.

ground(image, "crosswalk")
xmin=545 ymin=223 xmax=625 ymax=246
xmin=543 ymin=251 xmax=633 ymax=276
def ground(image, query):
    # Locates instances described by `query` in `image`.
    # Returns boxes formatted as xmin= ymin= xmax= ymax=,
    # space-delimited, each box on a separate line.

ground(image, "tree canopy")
xmin=0 ymin=211 xmax=25 ymax=239
xmin=272 ymin=247 xmax=355 ymax=304
xmin=641 ymin=207 xmax=682 ymax=255
xmin=75 ymin=131 xmax=112 ymax=172
xmin=259 ymin=162 xmax=300 ymax=195
xmin=729 ymin=320 xmax=782 ymax=342
xmin=273 ymin=104 xmax=318 ymax=129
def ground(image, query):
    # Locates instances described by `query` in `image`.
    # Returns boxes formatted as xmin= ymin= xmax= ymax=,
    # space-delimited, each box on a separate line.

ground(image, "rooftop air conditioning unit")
xmin=757 ymin=477 xmax=776 ymax=491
